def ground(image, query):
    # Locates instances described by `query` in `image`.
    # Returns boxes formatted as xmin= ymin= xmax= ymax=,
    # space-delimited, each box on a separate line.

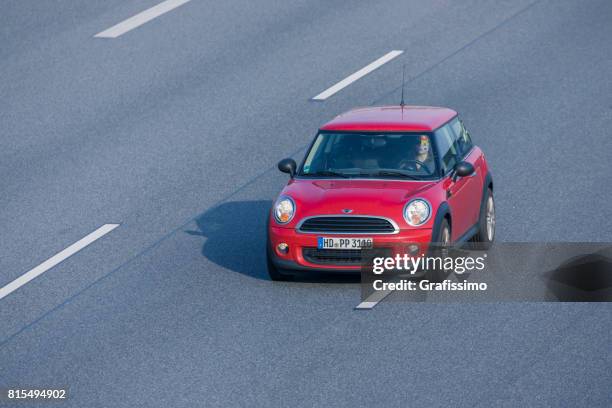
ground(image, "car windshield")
xmin=300 ymin=132 xmax=439 ymax=180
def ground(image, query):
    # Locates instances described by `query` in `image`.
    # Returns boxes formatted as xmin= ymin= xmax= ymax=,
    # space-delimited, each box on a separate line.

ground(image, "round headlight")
xmin=274 ymin=196 xmax=295 ymax=224
xmin=403 ymin=199 xmax=431 ymax=226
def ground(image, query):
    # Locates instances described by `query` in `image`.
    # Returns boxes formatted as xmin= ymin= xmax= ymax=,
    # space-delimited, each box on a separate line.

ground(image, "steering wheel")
xmin=399 ymin=159 xmax=431 ymax=173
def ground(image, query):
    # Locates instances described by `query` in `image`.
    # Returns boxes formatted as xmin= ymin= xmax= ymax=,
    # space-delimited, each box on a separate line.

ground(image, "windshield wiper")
xmin=371 ymin=170 xmax=418 ymax=180
xmin=303 ymin=170 xmax=349 ymax=178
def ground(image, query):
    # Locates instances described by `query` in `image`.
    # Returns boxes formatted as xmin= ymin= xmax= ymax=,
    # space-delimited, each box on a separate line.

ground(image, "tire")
xmin=472 ymin=188 xmax=495 ymax=249
xmin=266 ymin=244 xmax=290 ymax=281
xmin=428 ymin=218 xmax=451 ymax=282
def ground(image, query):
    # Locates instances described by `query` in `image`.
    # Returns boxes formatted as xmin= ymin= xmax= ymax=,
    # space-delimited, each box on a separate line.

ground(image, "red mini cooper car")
xmin=267 ymin=105 xmax=494 ymax=280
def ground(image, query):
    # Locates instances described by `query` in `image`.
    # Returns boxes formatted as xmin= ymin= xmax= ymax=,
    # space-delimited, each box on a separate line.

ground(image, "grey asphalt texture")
xmin=1 ymin=0 xmax=611 ymax=406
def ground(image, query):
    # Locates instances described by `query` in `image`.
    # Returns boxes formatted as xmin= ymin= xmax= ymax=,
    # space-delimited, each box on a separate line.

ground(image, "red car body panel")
xmin=268 ymin=105 xmax=490 ymax=273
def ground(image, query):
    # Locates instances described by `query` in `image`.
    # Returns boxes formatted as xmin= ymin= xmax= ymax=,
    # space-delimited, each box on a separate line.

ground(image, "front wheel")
xmin=428 ymin=218 xmax=451 ymax=282
xmin=473 ymin=188 xmax=495 ymax=249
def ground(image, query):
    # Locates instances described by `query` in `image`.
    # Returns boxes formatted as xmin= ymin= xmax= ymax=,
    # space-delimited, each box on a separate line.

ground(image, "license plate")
xmin=317 ymin=237 xmax=373 ymax=249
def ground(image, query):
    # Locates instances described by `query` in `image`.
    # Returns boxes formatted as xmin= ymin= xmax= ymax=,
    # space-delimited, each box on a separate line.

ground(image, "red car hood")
xmin=281 ymin=178 xmax=436 ymax=219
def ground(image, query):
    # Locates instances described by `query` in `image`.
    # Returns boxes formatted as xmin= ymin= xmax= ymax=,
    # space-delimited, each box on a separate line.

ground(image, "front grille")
xmin=302 ymin=247 xmax=392 ymax=266
xmin=298 ymin=216 xmax=397 ymax=234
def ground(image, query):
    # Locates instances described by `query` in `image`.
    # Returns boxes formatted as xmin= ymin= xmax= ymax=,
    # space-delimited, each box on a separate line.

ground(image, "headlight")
xmin=274 ymin=196 xmax=295 ymax=224
xmin=403 ymin=199 xmax=431 ymax=226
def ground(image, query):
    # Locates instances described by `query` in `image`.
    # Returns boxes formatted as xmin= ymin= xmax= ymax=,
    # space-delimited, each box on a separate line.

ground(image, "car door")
xmin=436 ymin=120 xmax=482 ymax=241
xmin=452 ymin=119 xmax=483 ymax=226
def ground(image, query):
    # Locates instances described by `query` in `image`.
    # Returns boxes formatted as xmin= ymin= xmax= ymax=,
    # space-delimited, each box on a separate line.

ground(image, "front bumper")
xmin=269 ymin=225 xmax=434 ymax=273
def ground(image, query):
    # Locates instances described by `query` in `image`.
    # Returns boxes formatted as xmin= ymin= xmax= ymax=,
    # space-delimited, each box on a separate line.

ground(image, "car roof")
xmin=319 ymin=105 xmax=457 ymax=132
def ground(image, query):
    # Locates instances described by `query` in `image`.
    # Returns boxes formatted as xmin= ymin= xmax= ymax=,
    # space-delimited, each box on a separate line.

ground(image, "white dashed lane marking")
xmin=312 ymin=50 xmax=404 ymax=101
xmin=0 ymin=224 xmax=120 ymax=300
xmin=94 ymin=0 xmax=192 ymax=38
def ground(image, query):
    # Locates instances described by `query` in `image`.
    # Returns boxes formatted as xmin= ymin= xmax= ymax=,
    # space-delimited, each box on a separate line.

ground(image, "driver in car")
xmin=398 ymin=135 xmax=434 ymax=174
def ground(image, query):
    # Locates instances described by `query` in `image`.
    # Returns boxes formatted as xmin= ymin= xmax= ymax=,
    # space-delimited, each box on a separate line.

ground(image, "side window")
xmin=435 ymin=124 xmax=460 ymax=174
xmin=450 ymin=118 xmax=474 ymax=156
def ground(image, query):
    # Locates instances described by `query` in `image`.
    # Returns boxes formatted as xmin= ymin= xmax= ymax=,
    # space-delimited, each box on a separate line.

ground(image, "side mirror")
xmin=278 ymin=158 xmax=297 ymax=178
xmin=454 ymin=161 xmax=475 ymax=179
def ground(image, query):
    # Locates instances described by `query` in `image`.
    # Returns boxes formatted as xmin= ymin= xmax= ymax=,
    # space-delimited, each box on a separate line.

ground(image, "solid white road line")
xmin=94 ymin=0 xmax=192 ymax=38
xmin=0 ymin=224 xmax=120 ymax=300
xmin=312 ymin=50 xmax=404 ymax=101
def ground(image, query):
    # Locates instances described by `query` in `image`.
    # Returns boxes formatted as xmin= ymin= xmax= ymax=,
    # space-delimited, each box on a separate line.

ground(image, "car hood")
xmin=281 ymin=178 xmax=436 ymax=219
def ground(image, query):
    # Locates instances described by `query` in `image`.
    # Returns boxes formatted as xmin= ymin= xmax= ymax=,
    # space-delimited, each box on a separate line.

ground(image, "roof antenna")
xmin=400 ymin=63 xmax=406 ymax=108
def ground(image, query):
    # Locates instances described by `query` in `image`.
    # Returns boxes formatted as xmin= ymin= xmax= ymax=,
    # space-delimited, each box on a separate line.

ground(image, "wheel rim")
xmin=486 ymin=195 xmax=495 ymax=241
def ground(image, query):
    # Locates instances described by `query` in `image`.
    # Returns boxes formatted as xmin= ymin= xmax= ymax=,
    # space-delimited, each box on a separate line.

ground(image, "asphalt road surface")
xmin=1 ymin=0 xmax=611 ymax=406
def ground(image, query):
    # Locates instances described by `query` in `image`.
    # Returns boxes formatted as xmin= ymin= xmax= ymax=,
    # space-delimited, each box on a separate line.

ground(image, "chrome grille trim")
xmin=296 ymin=215 xmax=400 ymax=235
